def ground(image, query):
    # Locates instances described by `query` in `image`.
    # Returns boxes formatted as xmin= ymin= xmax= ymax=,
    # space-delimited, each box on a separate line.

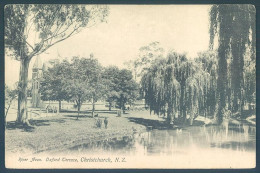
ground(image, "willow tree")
xmin=142 ymin=52 xmax=211 ymax=125
xmin=243 ymin=50 xmax=256 ymax=110
xmin=184 ymin=63 xmax=211 ymax=125
xmin=209 ymin=5 xmax=255 ymax=124
xmin=166 ymin=52 xmax=211 ymax=123
xmin=141 ymin=57 xmax=180 ymax=124
xmin=5 ymin=5 xmax=109 ymax=125
xmin=195 ymin=51 xmax=218 ymax=117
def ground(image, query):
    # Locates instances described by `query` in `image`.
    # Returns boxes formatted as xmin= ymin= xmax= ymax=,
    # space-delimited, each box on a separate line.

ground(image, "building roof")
xmin=33 ymin=56 xmax=43 ymax=69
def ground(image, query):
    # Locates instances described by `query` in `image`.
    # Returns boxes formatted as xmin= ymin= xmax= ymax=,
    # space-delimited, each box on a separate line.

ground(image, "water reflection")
xmin=68 ymin=123 xmax=255 ymax=156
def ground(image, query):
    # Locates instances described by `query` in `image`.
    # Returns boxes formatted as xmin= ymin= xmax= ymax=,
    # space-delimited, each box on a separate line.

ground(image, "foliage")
xmin=4 ymin=4 xmax=109 ymax=124
xmin=5 ymin=84 xmax=18 ymax=124
xmin=40 ymin=60 xmax=68 ymax=100
xmin=5 ymin=4 xmax=109 ymax=60
xmin=195 ymin=51 xmax=218 ymax=117
xmin=209 ymin=5 xmax=256 ymax=123
xmin=141 ymin=51 xmax=211 ymax=125
xmin=40 ymin=57 xmax=138 ymax=116
xmin=5 ymin=85 xmax=18 ymax=107
xmin=243 ymin=51 xmax=256 ymax=106
xmin=125 ymin=41 xmax=164 ymax=81
xmin=40 ymin=56 xmax=102 ymax=118
xmin=40 ymin=59 xmax=70 ymax=111
xmin=102 ymin=66 xmax=139 ymax=111
xmin=102 ymin=66 xmax=120 ymax=109
xmin=62 ymin=56 xmax=103 ymax=119
xmin=78 ymin=56 xmax=105 ymax=116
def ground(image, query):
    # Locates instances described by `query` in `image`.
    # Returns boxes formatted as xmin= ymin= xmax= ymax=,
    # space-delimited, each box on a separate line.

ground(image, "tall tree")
xmin=141 ymin=51 xmax=211 ymax=125
xmin=5 ymin=4 xmax=109 ymax=125
xmin=63 ymin=57 xmax=90 ymax=119
xmin=209 ymin=5 xmax=255 ymax=124
xmin=103 ymin=66 xmax=139 ymax=113
xmin=243 ymin=50 xmax=256 ymax=110
xmin=102 ymin=66 xmax=120 ymax=111
xmin=125 ymin=41 xmax=164 ymax=82
xmin=116 ymin=69 xmax=139 ymax=112
xmin=63 ymin=56 xmax=104 ymax=119
xmin=83 ymin=56 xmax=104 ymax=117
xmin=195 ymin=51 xmax=218 ymax=118
xmin=141 ymin=57 xmax=180 ymax=123
xmin=40 ymin=59 xmax=70 ymax=112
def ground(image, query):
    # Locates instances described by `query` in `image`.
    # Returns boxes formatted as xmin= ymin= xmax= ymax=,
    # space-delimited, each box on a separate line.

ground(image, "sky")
xmin=5 ymin=5 xmax=211 ymax=87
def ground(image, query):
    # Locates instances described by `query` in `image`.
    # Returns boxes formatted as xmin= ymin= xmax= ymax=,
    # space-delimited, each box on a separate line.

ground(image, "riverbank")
xmin=5 ymin=111 xmax=153 ymax=155
xmin=5 ymin=109 xmax=255 ymax=155
xmin=5 ymin=110 xmax=256 ymax=169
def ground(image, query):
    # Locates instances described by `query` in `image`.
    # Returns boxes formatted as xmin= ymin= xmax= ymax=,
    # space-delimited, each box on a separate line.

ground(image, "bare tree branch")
xmin=28 ymin=42 xmax=44 ymax=60
xmin=35 ymin=25 xmax=81 ymax=56
xmin=24 ymin=39 xmax=35 ymax=51
xmin=43 ymin=22 xmax=74 ymax=42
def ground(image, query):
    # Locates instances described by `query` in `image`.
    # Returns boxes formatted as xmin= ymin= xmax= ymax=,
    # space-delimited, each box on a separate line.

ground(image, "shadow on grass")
xmin=60 ymin=110 xmax=118 ymax=114
xmin=127 ymin=117 xmax=169 ymax=130
xmin=190 ymin=120 xmax=205 ymax=126
xmin=6 ymin=121 xmax=36 ymax=132
xmin=6 ymin=118 xmax=66 ymax=132
xmin=63 ymin=112 xmax=120 ymax=119
xmin=128 ymin=117 xmax=206 ymax=130
xmin=63 ymin=114 xmax=93 ymax=119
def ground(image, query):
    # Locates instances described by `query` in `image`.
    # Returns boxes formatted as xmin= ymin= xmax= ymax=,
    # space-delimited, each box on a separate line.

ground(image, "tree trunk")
xmin=109 ymin=102 xmax=112 ymax=111
xmin=240 ymin=97 xmax=244 ymax=119
xmin=121 ymin=100 xmax=125 ymax=114
xmin=216 ymin=36 xmax=228 ymax=125
xmin=76 ymin=99 xmax=81 ymax=120
xmin=233 ymin=94 xmax=238 ymax=113
xmin=5 ymin=101 xmax=13 ymax=127
xmin=180 ymin=83 xmax=187 ymax=124
xmin=189 ymin=109 xmax=194 ymax=126
xmin=231 ymin=40 xmax=244 ymax=117
xmin=92 ymin=101 xmax=95 ymax=117
xmin=5 ymin=99 xmax=13 ymax=121
xmin=58 ymin=100 xmax=61 ymax=113
xmin=119 ymin=98 xmax=125 ymax=114
xmin=167 ymin=105 xmax=173 ymax=124
xmin=77 ymin=104 xmax=80 ymax=120
xmin=17 ymin=58 xmax=31 ymax=125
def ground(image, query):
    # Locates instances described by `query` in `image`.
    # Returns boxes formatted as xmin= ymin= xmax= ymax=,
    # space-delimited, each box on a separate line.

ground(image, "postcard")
xmin=4 ymin=4 xmax=256 ymax=169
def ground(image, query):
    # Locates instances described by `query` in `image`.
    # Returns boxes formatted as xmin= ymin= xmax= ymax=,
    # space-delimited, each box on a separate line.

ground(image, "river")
xmin=67 ymin=122 xmax=255 ymax=168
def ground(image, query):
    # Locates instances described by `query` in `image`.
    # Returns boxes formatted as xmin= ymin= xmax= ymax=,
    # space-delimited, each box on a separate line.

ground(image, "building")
xmin=31 ymin=56 xmax=43 ymax=108
xmin=31 ymin=57 xmax=60 ymax=108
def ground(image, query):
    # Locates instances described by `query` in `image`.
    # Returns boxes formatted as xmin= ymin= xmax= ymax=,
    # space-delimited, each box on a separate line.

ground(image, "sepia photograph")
xmin=4 ymin=4 xmax=256 ymax=169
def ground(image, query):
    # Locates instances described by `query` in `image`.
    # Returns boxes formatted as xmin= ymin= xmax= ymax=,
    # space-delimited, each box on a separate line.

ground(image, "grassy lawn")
xmin=6 ymin=106 xmax=255 ymax=155
xmin=5 ymin=110 xmax=163 ymax=155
